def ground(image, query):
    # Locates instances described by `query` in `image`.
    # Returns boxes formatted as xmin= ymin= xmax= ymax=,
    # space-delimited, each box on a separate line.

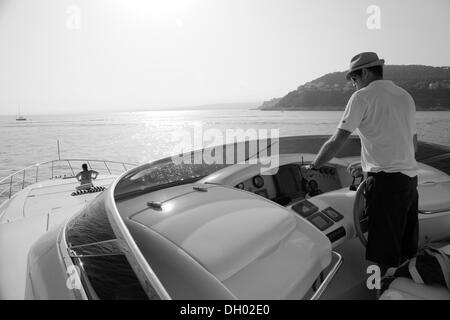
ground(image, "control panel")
xmin=234 ymin=163 xmax=343 ymax=207
xmin=235 ymin=174 xmax=276 ymax=200
xmin=303 ymin=166 xmax=341 ymax=196
xmin=291 ymin=199 xmax=346 ymax=243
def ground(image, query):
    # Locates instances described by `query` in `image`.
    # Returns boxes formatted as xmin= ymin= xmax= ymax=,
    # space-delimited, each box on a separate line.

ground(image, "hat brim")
xmin=345 ymin=59 xmax=385 ymax=80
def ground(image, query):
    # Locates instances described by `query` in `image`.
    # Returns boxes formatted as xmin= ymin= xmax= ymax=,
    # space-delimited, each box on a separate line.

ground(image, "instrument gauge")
xmin=252 ymin=175 xmax=265 ymax=188
xmin=236 ymin=183 xmax=245 ymax=189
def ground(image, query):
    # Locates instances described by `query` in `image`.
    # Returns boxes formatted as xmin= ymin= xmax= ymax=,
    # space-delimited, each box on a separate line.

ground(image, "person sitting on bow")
xmin=75 ymin=163 xmax=99 ymax=190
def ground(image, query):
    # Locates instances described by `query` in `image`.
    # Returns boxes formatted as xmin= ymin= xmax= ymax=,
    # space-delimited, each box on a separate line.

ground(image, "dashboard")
xmin=234 ymin=163 xmax=342 ymax=206
xmin=233 ymin=163 xmax=349 ymax=245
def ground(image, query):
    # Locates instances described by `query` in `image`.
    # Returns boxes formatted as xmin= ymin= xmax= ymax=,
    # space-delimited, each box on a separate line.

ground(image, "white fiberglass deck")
xmin=0 ymin=175 xmax=117 ymax=299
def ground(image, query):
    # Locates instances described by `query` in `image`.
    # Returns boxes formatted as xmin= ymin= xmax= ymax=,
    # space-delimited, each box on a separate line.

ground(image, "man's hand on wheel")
xmin=301 ymin=163 xmax=319 ymax=176
xmin=302 ymin=164 xmax=318 ymax=171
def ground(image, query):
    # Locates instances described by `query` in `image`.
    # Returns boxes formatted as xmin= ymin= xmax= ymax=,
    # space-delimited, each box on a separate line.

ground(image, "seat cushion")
xmin=379 ymin=277 xmax=450 ymax=300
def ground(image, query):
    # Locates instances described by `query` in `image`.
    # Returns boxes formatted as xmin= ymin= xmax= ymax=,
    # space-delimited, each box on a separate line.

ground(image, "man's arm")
xmin=90 ymin=170 xmax=99 ymax=179
xmin=311 ymin=129 xmax=352 ymax=168
xmin=309 ymin=91 xmax=363 ymax=169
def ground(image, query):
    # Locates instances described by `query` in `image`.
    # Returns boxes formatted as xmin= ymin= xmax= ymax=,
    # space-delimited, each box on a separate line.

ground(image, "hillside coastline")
xmin=259 ymin=65 xmax=450 ymax=111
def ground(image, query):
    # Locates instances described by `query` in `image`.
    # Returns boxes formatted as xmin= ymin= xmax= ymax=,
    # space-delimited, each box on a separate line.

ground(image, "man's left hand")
xmin=301 ymin=163 xmax=319 ymax=173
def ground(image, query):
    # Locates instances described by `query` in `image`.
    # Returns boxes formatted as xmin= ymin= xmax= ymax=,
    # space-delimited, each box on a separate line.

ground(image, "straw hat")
xmin=345 ymin=52 xmax=385 ymax=80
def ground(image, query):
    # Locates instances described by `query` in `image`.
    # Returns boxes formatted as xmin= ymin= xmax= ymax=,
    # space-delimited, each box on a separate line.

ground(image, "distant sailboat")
xmin=16 ymin=105 xmax=26 ymax=121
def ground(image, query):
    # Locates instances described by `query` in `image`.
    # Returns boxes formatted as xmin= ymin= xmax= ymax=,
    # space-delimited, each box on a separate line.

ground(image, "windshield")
xmin=114 ymin=156 xmax=229 ymax=199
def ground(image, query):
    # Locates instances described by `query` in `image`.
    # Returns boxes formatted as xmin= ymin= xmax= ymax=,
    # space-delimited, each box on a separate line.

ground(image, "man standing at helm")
xmin=306 ymin=52 xmax=419 ymax=276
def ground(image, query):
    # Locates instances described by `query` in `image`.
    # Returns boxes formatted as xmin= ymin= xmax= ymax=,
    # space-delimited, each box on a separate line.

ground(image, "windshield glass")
xmin=114 ymin=156 xmax=228 ymax=199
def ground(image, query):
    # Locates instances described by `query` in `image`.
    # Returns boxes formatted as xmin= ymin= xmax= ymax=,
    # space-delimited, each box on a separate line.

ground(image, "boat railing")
xmin=0 ymin=159 xmax=137 ymax=204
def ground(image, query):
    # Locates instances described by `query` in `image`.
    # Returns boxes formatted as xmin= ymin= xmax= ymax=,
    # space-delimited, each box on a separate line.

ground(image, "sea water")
xmin=1 ymin=109 xmax=449 ymax=179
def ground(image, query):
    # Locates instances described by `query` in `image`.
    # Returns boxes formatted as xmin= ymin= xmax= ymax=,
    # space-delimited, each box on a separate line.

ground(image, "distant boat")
xmin=16 ymin=105 xmax=26 ymax=121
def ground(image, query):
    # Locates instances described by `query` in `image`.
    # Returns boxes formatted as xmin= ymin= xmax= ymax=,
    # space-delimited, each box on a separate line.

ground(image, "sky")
xmin=0 ymin=0 xmax=449 ymax=115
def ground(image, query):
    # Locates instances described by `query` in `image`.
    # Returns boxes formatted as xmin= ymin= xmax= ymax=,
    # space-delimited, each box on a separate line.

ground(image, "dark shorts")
xmin=365 ymin=172 xmax=419 ymax=267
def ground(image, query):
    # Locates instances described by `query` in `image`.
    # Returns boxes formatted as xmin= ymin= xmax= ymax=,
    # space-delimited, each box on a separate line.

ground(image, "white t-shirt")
xmin=337 ymin=80 xmax=418 ymax=177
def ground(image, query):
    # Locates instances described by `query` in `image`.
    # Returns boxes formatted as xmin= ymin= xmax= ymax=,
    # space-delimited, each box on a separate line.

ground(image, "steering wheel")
xmin=353 ymin=179 xmax=369 ymax=246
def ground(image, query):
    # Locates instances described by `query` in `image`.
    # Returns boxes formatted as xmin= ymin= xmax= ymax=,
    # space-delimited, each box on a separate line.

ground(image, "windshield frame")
xmin=106 ymin=168 xmax=172 ymax=300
